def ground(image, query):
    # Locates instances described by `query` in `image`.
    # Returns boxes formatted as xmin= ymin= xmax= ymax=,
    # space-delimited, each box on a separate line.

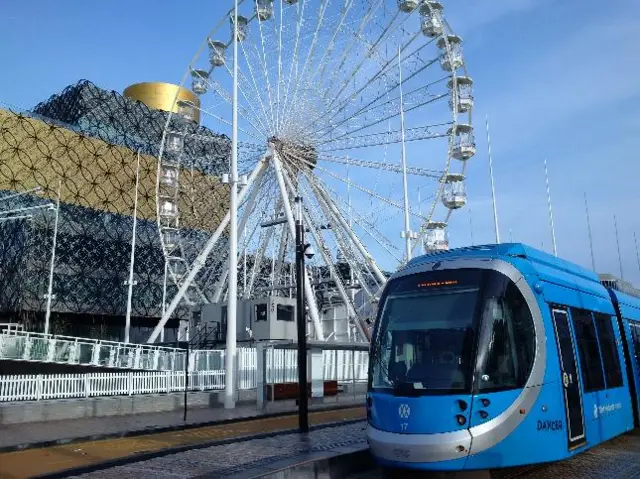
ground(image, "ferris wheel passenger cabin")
xmin=366 ymin=243 xmax=640 ymax=472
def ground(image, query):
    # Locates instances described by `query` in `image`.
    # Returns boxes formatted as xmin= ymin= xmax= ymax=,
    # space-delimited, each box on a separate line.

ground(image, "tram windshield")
xmin=370 ymin=268 xmax=535 ymax=395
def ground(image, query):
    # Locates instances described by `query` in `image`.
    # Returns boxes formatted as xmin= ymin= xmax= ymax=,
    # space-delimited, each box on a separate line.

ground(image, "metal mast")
xmin=124 ymin=151 xmax=141 ymax=343
xmin=544 ymin=158 xmax=557 ymax=256
xmin=44 ymin=181 xmax=61 ymax=335
xmin=614 ymin=214 xmax=624 ymax=280
xmin=398 ymin=47 xmax=412 ymax=263
xmin=225 ymin=0 xmax=240 ymax=410
xmin=485 ymin=115 xmax=500 ymax=244
xmin=584 ymin=192 xmax=596 ymax=271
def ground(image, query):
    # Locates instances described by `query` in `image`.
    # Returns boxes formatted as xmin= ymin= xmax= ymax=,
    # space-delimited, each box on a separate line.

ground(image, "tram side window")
xmin=571 ymin=309 xmax=605 ymax=392
xmin=630 ymin=325 xmax=640 ymax=369
xmin=594 ymin=313 xmax=624 ymax=388
xmin=475 ymin=282 xmax=535 ymax=392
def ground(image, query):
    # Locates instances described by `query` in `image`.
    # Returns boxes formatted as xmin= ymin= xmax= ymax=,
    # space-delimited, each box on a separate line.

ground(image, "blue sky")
xmin=2 ymin=0 xmax=639 ymax=286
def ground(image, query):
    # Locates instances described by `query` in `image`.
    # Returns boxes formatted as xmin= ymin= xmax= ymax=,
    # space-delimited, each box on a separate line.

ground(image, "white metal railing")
xmin=0 ymin=329 xmax=187 ymax=371
xmin=0 ymin=323 xmax=24 ymax=334
xmin=0 ymin=348 xmax=369 ymax=402
xmin=0 ymin=370 xmax=224 ymax=402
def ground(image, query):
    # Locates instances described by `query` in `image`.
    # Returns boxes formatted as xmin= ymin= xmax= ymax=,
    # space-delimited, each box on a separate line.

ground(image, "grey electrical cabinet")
xmin=200 ymin=296 xmax=301 ymax=341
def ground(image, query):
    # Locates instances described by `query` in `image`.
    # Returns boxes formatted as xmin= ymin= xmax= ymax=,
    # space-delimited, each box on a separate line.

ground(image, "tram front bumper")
xmin=366 ymin=424 xmax=471 ymax=464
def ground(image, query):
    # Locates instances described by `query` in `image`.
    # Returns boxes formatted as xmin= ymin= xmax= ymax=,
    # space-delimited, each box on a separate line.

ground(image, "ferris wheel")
xmin=151 ymin=0 xmax=474 ymax=343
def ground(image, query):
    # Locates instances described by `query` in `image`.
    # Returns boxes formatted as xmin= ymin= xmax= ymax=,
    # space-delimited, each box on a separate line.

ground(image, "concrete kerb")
xmin=30 ymin=418 xmax=368 ymax=479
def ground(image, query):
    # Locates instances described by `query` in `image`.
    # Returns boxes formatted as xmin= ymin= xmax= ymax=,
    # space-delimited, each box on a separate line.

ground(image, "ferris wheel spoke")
xmin=297 ymin=177 xmax=374 ymax=301
xmin=316 ymin=152 xmax=443 ymax=179
xmin=283 ymin=0 xmax=332 ymax=135
xmin=307 ymin=165 xmax=418 ymax=251
xmin=331 ymin=0 xmax=384 ymax=81
xmin=234 ymin=42 xmax=278 ymax=135
xmin=319 ymin=5 xmax=405 ymax=108
xmin=303 ymin=35 xmax=430 ymax=134
xmin=319 ymin=122 xmax=450 ymax=152
xmin=200 ymin=74 xmax=270 ymax=137
xmin=301 ymin=0 xmax=357 ymax=96
xmin=303 ymin=175 xmax=381 ymax=296
xmin=317 ymin=92 xmax=449 ymax=146
xmin=315 ymin=81 xmax=448 ymax=142
xmin=317 ymin=179 xmax=403 ymax=263
xmin=279 ymin=0 xmax=307 ymax=136
xmin=195 ymin=102 xmax=264 ymax=142
xmin=320 ymin=45 xmax=440 ymax=130
xmin=253 ymin=2 xmax=279 ymax=134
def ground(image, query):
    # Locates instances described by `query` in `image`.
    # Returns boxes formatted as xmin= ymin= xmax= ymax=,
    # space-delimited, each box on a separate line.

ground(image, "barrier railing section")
xmin=0 ymin=371 xmax=225 ymax=402
xmin=0 ymin=347 xmax=369 ymax=402
xmin=0 ymin=323 xmax=24 ymax=333
xmin=0 ymin=330 xmax=187 ymax=371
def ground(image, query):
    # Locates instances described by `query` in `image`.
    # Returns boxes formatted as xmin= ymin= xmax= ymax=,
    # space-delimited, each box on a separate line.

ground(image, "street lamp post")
xmin=294 ymin=196 xmax=309 ymax=433
xmin=224 ymin=0 xmax=240 ymax=410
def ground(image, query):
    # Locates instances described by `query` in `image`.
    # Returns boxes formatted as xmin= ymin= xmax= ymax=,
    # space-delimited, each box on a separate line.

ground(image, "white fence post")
xmin=36 ymin=374 xmax=42 ymax=401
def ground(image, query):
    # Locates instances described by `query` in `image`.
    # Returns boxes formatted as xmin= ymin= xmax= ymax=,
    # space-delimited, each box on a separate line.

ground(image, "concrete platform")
xmin=0 ymin=393 xmax=365 ymax=452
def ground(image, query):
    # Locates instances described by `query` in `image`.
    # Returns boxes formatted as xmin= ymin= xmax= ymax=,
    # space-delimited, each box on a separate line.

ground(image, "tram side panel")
xmin=465 ymin=277 xmax=632 ymax=470
xmin=609 ymin=289 xmax=640 ymax=428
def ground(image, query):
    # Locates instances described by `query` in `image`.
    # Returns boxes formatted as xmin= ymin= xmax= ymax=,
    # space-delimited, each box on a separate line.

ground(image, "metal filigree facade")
xmin=0 ymin=80 xmax=230 ymax=341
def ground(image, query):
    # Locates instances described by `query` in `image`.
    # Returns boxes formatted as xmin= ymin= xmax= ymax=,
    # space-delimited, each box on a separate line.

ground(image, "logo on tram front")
xmin=398 ymin=404 xmax=411 ymax=419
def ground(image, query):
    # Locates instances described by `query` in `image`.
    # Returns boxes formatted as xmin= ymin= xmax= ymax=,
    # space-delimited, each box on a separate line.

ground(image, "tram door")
xmin=551 ymin=309 xmax=586 ymax=449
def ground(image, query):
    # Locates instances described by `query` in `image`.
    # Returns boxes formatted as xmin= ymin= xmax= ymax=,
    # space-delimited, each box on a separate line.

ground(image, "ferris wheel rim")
xmin=154 ymin=0 xmax=475 ymax=337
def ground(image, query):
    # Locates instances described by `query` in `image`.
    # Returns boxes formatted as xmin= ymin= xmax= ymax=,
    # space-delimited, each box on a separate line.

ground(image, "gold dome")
xmin=123 ymin=82 xmax=200 ymax=124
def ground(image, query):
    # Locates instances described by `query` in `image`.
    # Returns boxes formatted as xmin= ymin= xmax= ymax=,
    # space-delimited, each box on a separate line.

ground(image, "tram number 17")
xmin=400 ymin=423 xmax=408 ymax=431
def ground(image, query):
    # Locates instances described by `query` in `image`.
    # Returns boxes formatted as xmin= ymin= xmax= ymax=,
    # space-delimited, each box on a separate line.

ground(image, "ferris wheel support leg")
xmin=310 ymin=184 xmax=374 ymax=299
xmin=271 ymin=152 xmax=324 ymax=341
xmin=244 ymin=221 xmax=276 ymax=299
xmin=309 ymin=175 xmax=387 ymax=286
xmin=212 ymin=171 xmax=266 ymax=303
xmin=273 ymin=223 xmax=289 ymax=288
xmin=279 ymin=163 xmax=366 ymax=342
xmin=147 ymin=157 xmax=268 ymax=344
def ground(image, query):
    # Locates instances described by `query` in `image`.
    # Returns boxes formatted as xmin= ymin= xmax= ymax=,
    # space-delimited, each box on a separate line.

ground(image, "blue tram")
xmin=366 ymin=243 xmax=640 ymax=471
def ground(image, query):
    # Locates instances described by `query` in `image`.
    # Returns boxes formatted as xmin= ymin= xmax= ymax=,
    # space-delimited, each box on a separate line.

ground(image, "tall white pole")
xmin=225 ymin=0 xmax=239 ymax=410
xmin=485 ymin=115 xmax=500 ymax=244
xmin=614 ymin=214 xmax=624 ymax=280
xmin=398 ymin=47 xmax=412 ymax=263
xmin=125 ymin=151 xmax=141 ymax=344
xmin=544 ymin=158 xmax=557 ymax=257
xmin=161 ymin=259 xmax=167 ymax=343
xmin=584 ymin=192 xmax=596 ymax=271
xmin=44 ymin=180 xmax=61 ymax=335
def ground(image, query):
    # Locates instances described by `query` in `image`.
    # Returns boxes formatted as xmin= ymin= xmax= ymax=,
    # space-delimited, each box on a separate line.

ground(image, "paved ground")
xmin=66 ymin=421 xmax=369 ymax=479
xmin=0 ymin=408 xmax=366 ymax=478
xmin=0 ymin=393 xmax=365 ymax=451
xmin=350 ymin=431 xmax=640 ymax=479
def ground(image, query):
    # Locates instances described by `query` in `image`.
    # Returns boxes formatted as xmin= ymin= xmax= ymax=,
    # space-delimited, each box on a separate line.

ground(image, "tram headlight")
xmin=456 ymin=414 xmax=466 ymax=426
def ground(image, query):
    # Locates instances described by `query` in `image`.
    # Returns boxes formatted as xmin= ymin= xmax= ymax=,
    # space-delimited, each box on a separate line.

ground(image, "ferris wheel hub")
xmin=268 ymin=136 xmax=318 ymax=171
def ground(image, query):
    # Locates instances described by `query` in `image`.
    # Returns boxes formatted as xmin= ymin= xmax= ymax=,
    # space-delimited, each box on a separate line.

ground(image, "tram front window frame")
xmin=369 ymin=268 xmax=536 ymax=396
